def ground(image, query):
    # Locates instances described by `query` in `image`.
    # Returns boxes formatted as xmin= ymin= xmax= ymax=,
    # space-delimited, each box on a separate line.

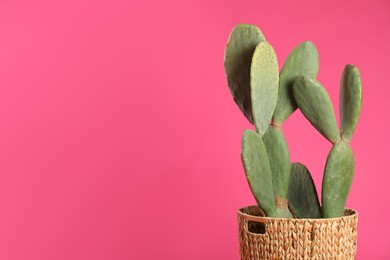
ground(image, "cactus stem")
xmin=275 ymin=196 xmax=287 ymax=208
xmin=340 ymin=133 xmax=351 ymax=144
xmin=331 ymin=137 xmax=342 ymax=145
xmin=275 ymin=197 xmax=293 ymax=218
xmin=271 ymin=121 xmax=282 ymax=128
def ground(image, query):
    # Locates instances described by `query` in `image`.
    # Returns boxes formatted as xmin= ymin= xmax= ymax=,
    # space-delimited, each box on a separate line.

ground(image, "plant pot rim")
xmin=238 ymin=205 xmax=358 ymax=222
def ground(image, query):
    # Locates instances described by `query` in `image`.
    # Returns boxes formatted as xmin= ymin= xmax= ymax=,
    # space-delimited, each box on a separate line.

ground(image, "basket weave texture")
xmin=238 ymin=205 xmax=358 ymax=260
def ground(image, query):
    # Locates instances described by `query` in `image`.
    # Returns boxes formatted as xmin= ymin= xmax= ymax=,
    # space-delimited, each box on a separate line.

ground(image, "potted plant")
xmin=224 ymin=24 xmax=361 ymax=259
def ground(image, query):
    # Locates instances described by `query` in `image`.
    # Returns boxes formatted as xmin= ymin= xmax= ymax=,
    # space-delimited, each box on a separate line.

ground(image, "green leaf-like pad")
xmin=224 ymin=24 xmax=266 ymax=124
xmin=293 ymin=76 xmax=341 ymax=144
xmin=251 ymin=42 xmax=279 ymax=135
xmin=340 ymin=64 xmax=362 ymax=142
xmin=273 ymin=41 xmax=319 ymax=126
xmin=241 ymin=130 xmax=277 ymax=217
xmin=263 ymin=125 xmax=290 ymax=202
xmin=322 ymin=142 xmax=355 ymax=218
xmin=287 ymin=163 xmax=321 ymax=218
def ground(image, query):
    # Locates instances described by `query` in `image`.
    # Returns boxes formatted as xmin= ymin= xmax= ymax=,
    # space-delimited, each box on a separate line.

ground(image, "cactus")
xmin=321 ymin=64 xmax=362 ymax=218
xmin=263 ymin=42 xmax=320 ymax=218
xmin=293 ymin=76 xmax=341 ymax=144
xmin=224 ymin=24 xmax=362 ymax=219
xmin=322 ymin=142 xmax=355 ymax=218
xmin=262 ymin=126 xmax=291 ymax=210
xmin=340 ymin=65 xmax=362 ymax=142
xmin=292 ymin=71 xmax=361 ymax=218
xmin=287 ymin=163 xmax=321 ymax=218
xmin=250 ymin=42 xmax=279 ymax=135
xmin=273 ymin=42 xmax=319 ymax=126
xmin=241 ymin=130 xmax=277 ymax=217
xmin=224 ymin=24 xmax=266 ymax=123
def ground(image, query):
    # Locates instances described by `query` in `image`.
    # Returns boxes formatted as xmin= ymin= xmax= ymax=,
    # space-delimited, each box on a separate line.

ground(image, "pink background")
xmin=0 ymin=0 xmax=388 ymax=259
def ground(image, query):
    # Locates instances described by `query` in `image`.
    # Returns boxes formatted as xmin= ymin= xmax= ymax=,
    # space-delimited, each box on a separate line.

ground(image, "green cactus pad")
xmin=273 ymin=41 xmax=319 ymax=126
xmin=340 ymin=64 xmax=362 ymax=142
xmin=224 ymin=24 xmax=266 ymax=124
xmin=287 ymin=163 xmax=322 ymax=218
xmin=293 ymin=76 xmax=341 ymax=144
xmin=322 ymin=142 xmax=355 ymax=218
xmin=251 ymin=42 xmax=279 ymax=135
xmin=241 ymin=129 xmax=277 ymax=217
xmin=263 ymin=125 xmax=290 ymax=203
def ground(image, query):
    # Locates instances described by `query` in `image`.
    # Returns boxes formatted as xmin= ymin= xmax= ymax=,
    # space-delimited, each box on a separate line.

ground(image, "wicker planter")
xmin=238 ymin=205 xmax=358 ymax=260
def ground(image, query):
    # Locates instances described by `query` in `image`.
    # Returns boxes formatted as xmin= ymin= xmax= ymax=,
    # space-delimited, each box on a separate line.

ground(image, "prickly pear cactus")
xmin=287 ymin=163 xmax=321 ymax=218
xmin=322 ymin=142 xmax=355 ymax=218
xmin=265 ymin=42 xmax=320 ymax=219
xmin=293 ymin=76 xmax=341 ymax=144
xmin=273 ymin=41 xmax=319 ymax=126
xmin=250 ymin=42 xmax=279 ymax=135
xmin=321 ymin=64 xmax=362 ymax=218
xmin=224 ymin=23 xmax=362 ymax=220
xmin=340 ymin=64 xmax=362 ymax=142
xmin=241 ymin=130 xmax=277 ymax=217
xmin=292 ymin=65 xmax=362 ymax=218
xmin=224 ymin=24 xmax=265 ymax=123
xmin=262 ymin=126 xmax=290 ymax=202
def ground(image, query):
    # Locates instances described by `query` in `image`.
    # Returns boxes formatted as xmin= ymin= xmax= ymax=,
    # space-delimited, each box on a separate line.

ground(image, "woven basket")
xmin=238 ymin=205 xmax=358 ymax=260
